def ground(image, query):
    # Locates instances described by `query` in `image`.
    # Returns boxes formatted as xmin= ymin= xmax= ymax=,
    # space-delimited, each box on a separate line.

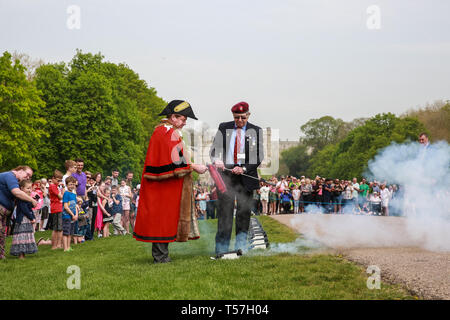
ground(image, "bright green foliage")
xmin=307 ymin=113 xmax=427 ymax=180
xmin=33 ymin=50 xmax=165 ymax=178
xmin=282 ymin=116 xmax=367 ymax=177
xmin=0 ymin=52 xmax=47 ymax=172
xmin=300 ymin=116 xmax=346 ymax=152
xmin=280 ymin=144 xmax=310 ymax=177
xmin=307 ymin=144 xmax=338 ymax=178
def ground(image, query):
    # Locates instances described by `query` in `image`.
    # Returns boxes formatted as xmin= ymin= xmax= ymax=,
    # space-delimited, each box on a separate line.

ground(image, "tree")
xmin=307 ymin=113 xmax=427 ymax=180
xmin=11 ymin=51 xmax=45 ymax=81
xmin=404 ymin=100 xmax=450 ymax=142
xmin=34 ymin=50 xmax=165 ymax=179
xmin=0 ymin=51 xmax=47 ymax=172
xmin=280 ymin=144 xmax=310 ymax=177
xmin=306 ymin=144 xmax=337 ymax=178
xmin=300 ymin=116 xmax=346 ymax=152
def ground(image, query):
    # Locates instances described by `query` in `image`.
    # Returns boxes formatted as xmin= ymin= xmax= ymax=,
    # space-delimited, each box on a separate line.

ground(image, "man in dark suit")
xmin=210 ymin=102 xmax=264 ymax=255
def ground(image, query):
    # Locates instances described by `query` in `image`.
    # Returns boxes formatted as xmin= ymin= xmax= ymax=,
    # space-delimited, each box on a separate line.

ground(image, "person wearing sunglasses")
xmin=419 ymin=132 xmax=429 ymax=148
xmin=210 ymin=101 xmax=264 ymax=257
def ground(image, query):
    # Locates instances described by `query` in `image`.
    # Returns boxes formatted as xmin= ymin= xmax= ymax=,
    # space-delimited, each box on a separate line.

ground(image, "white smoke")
xmin=366 ymin=141 xmax=450 ymax=252
xmin=267 ymin=237 xmax=323 ymax=254
xmin=286 ymin=141 xmax=450 ymax=253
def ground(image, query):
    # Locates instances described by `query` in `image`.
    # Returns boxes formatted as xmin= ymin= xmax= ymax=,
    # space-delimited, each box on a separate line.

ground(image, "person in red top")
xmin=49 ymin=170 xmax=64 ymax=249
xmin=133 ymin=100 xmax=208 ymax=263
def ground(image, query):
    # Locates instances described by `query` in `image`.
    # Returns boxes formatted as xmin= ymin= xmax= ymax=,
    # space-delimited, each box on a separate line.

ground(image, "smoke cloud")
xmin=366 ymin=141 xmax=450 ymax=252
xmin=286 ymin=141 xmax=450 ymax=253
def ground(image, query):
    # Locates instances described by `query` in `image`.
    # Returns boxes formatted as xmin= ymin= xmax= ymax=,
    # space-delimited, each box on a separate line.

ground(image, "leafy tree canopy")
xmin=1 ymin=49 xmax=165 ymax=181
xmin=308 ymin=113 xmax=427 ymax=180
xmin=33 ymin=50 xmax=166 ymax=180
xmin=0 ymin=51 xmax=47 ymax=171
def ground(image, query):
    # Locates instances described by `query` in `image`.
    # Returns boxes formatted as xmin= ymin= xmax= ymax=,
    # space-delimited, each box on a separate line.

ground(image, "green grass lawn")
xmin=0 ymin=216 xmax=414 ymax=300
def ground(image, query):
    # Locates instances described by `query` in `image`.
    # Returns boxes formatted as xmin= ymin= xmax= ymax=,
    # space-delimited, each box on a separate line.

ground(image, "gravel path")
xmin=270 ymin=214 xmax=450 ymax=300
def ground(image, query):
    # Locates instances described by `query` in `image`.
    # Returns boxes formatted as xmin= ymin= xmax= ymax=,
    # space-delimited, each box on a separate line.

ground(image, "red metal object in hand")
xmin=207 ymin=164 xmax=227 ymax=194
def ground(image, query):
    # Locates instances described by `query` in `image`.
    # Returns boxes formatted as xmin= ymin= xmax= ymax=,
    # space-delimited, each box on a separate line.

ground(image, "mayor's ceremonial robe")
xmin=133 ymin=121 xmax=199 ymax=243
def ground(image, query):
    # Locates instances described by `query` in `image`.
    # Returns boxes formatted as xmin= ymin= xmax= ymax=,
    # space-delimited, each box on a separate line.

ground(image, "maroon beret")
xmin=231 ymin=101 xmax=249 ymax=113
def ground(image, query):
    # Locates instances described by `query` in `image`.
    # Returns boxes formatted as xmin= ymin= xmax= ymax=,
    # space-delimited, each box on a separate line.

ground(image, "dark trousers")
xmin=85 ymin=219 xmax=93 ymax=240
xmin=322 ymin=197 xmax=332 ymax=213
xmin=206 ymin=201 xmax=216 ymax=219
xmin=282 ymin=201 xmax=291 ymax=213
xmin=89 ymin=206 xmax=97 ymax=238
xmin=215 ymin=176 xmax=253 ymax=255
xmin=152 ymin=242 xmax=170 ymax=263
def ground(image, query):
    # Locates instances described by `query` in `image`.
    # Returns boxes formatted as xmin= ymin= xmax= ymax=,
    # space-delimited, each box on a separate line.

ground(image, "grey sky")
xmin=1 ymin=0 xmax=449 ymax=140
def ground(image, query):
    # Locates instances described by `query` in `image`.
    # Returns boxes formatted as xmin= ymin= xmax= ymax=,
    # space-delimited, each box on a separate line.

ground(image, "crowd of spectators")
xmin=194 ymin=185 xmax=218 ymax=220
xmin=0 ymin=159 xmax=139 ymax=258
xmin=253 ymin=175 xmax=399 ymax=216
xmin=1 ymin=161 xmax=401 ymax=259
xmin=193 ymin=175 xmax=401 ymax=218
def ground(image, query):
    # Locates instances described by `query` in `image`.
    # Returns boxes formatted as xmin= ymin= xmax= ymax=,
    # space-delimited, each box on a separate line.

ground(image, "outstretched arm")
xmin=11 ymin=188 xmax=38 ymax=207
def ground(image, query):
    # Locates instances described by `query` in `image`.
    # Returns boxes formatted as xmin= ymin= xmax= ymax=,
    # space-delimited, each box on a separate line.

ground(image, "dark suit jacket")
xmin=209 ymin=121 xmax=264 ymax=191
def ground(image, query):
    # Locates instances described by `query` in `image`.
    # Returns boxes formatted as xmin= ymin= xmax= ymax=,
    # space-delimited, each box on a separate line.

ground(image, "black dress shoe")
xmin=153 ymin=257 xmax=172 ymax=264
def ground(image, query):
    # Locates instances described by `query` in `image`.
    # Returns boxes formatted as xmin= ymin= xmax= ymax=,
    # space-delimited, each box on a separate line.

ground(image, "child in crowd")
xmin=292 ymin=184 xmax=301 ymax=214
xmin=99 ymin=188 xmax=113 ymax=238
xmin=10 ymin=180 xmax=37 ymax=259
xmin=30 ymin=181 xmax=43 ymax=232
xmin=73 ymin=196 xmax=87 ymax=243
xmin=62 ymin=160 xmax=77 ymax=191
xmin=110 ymin=185 xmax=126 ymax=235
xmin=62 ymin=176 xmax=78 ymax=252
xmin=49 ymin=170 xmax=64 ymax=249
xmin=40 ymin=178 xmax=50 ymax=231
xmin=77 ymin=197 xmax=90 ymax=243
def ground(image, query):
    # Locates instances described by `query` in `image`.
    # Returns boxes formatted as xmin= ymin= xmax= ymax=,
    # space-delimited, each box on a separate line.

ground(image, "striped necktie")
xmin=233 ymin=128 xmax=242 ymax=164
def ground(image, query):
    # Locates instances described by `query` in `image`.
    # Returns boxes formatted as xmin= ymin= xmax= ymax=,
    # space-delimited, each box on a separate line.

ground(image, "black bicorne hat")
xmin=158 ymin=100 xmax=198 ymax=120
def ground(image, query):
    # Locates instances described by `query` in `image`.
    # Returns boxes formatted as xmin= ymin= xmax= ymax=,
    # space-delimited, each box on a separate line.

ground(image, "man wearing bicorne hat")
xmin=133 ymin=100 xmax=207 ymax=263
xmin=210 ymin=101 xmax=264 ymax=256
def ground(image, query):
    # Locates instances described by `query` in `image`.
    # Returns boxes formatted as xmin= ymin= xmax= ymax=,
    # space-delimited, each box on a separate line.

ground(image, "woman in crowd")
xmin=380 ymin=183 xmax=391 ymax=216
xmin=119 ymin=179 xmax=133 ymax=233
xmin=195 ymin=187 xmax=208 ymax=220
xmin=31 ymin=181 xmax=43 ymax=232
xmin=332 ymin=179 xmax=343 ymax=214
xmin=268 ymin=183 xmax=278 ymax=215
xmin=292 ymin=184 xmax=301 ymax=214
xmin=98 ymin=188 xmax=113 ymax=238
xmin=300 ymin=178 xmax=312 ymax=213
xmin=315 ymin=181 xmax=323 ymax=210
xmin=88 ymin=172 xmax=103 ymax=238
xmin=341 ymin=181 xmax=352 ymax=213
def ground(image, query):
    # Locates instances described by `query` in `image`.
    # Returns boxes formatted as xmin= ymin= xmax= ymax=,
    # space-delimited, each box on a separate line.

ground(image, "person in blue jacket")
xmin=280 ymin=189 xmax=293 ymax=214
